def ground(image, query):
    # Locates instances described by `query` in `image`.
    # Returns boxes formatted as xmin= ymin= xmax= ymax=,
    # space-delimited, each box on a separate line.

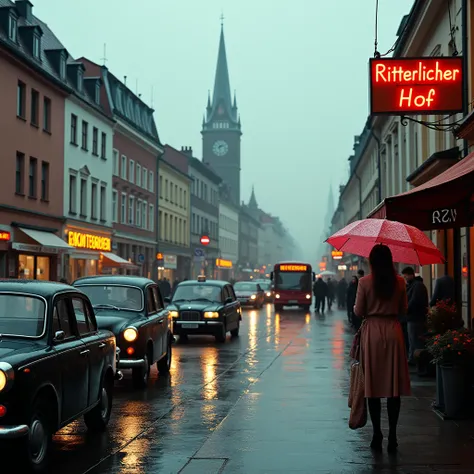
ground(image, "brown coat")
xmin=354 ymin=275 xmax=411 ymax=398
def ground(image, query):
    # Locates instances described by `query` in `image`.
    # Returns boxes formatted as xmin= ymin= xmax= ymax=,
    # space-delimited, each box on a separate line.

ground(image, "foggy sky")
xmin=35 ymin=0 xmax=414 ymax=263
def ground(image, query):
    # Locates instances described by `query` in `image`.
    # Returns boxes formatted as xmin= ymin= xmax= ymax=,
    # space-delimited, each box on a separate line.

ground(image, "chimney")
xmin=15 ymin=0 xmax=33 ymax=22
xmin=180 ymin=146 xmax=193 ymax=157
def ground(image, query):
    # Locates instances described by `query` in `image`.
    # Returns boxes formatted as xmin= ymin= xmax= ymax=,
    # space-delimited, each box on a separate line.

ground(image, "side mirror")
xmin=164 ymin=297 xmax=170 ymax=303
xmin=270 ymin=272 xmax=274 ymax=281
xmin=225 ymin=296 xmax=233 ymax=304
xmin=312 ymin=272 xmax=316 ymax=282
xmin=53 ymin=330 xmax=65 ymax=342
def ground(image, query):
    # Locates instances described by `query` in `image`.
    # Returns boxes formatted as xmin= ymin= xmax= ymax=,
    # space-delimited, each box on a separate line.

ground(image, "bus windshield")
xmin=274 ymin=272 xmax=311 ymax=291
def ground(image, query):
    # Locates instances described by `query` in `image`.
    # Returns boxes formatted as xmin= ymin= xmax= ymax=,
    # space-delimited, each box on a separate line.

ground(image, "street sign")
xmin=137 ymin=254 xmax=145 ymax=264
xmin=200 ymin=235 xmax=210 ymax=246
xmin=194 ymin=248 xmax=205 ymax=257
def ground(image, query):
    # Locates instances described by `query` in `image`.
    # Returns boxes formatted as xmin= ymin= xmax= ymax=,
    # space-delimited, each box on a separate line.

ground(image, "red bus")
xmin=270 ymin=262 xmax=315 ymax=311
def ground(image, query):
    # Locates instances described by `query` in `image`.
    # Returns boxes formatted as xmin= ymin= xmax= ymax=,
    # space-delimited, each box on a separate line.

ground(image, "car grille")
xmin=180 ymin=311 xmax=201 ymax=321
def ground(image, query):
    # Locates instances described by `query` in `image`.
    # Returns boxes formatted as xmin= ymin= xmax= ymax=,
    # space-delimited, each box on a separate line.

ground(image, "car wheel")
xmin=84 ymin=374 xmax=113 ymax=432
xmin=157 ymin=334 xmax=172 ymax=374
xmin=215 ymin=324 xmax=226 ymax=343
xmin=230 ymin=321 xmax=240 ymax=338
xmin=132 ymin=354 xmax=150 ymax=388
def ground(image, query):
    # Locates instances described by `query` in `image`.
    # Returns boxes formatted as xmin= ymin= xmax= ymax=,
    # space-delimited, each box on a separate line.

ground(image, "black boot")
xmin=368 ymin=398 xmax=383 ymax=451
xmin=387 ymin=397 xmax=401 ymax=453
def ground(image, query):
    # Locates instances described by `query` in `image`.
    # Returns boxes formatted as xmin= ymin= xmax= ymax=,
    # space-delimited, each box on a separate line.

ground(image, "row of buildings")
xmin=320 ymin=0 xmax=474 ymax=326
xmin=0 ymin=0 xmax=295 ymax=284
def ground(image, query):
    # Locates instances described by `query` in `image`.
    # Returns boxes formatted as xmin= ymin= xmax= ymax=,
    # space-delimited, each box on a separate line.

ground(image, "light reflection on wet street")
xmin=47 ymin=305 xmax=474 ymax=473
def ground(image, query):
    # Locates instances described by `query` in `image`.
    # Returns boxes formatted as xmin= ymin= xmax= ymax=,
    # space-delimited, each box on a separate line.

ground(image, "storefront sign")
xmin=369 ymin=57 xmax=463 ymax=115
xmin=431 ymin=208 xmax=457 ymax=225
xmin=338 ymin=264 xmax=347 ymax=271
xmin=216 ymin=258 xmax=233 ymax=268
xmin=319 ymin=261 xmax=326 ymax=271
xmin=0 ymin=231 xmax=11 ymax=241
xmin=12 ymin=243 xmax=59 ymax=254
xmin=331 ymin=251 xmax=343 ymax=260
xmin=67 ymin=231 xmax=111 ymax=252
xmin=164 ymin=255 xmax=177 ymax=269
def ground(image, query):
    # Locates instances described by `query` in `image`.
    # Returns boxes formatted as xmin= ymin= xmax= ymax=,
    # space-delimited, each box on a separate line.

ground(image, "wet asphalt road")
xmin=46 ymin=305 xmax=474 ymax=474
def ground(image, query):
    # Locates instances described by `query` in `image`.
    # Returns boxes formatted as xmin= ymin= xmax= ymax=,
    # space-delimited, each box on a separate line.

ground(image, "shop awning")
xmin=367 ymin=152 xmax=474 ymax=230
xmin=18 ymin=227 xmax=74 ymax=251
xmin=101 ymin=252 xmax=138 ymax=269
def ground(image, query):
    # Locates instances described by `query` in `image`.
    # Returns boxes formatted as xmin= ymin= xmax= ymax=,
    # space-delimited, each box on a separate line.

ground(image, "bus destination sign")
xmin=369 ymin=57 xmax=463 ymax=115
xmin=279 ymin=264 xmax=307 ymax=272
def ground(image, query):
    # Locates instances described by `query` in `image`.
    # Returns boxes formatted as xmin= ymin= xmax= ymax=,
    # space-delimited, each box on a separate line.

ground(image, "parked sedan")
xmin=74 ymin=276 xmax=172 ymax=388
xmin=233 ymin=281 xmax=265 ymax=308
xmin=255 ymin=280 xmax=274 ymax=302
xmin=0 ymin=280 xmax=117 ymax=472
xmin=167 ymin=277 xmax=241 ymax=342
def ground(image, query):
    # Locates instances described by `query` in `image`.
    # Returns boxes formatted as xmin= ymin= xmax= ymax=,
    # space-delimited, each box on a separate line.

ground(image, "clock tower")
xmin=202 ymin=21 xmax=242 ymax=205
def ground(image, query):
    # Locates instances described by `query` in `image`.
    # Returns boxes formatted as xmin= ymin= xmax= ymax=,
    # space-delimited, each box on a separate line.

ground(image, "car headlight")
xmin=305 ymin=294 xmax=311 ymax=299
xmin=0 ymin=363 xmax=14 ymax=393
xmin=275 ymin=294 xmax=280 ymax=299
xmin=123 ymin=327 xmax=138 ymax=342
xmin=204 ymin=311 xmax=219 ymax=318
xmin=169 ymin=310 xmax=179 ymax=318
xmin=250 ymin=294 xmax=257 ymax=300
xmin=266 ymin=292 xmax=271 ymax=297
xmin=0 ymin=371 xmax=6 ymax=392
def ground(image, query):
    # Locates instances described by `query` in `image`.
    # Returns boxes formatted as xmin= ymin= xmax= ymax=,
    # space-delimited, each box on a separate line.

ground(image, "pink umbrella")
xmin=325 ymin=219 xmax=445 ymax=266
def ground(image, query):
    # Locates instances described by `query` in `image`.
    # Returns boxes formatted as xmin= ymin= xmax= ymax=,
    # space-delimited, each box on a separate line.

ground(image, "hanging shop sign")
xmin=338 ymin=264 xmax=348 ymax=271
xmin=164 ymin=255 xmax=177 ymax=269
xmin=369 ymin=57 xmax=463 ymax=115
xmin=216 ymin=258 xmax=233 ymax=268
xmin=331 ymin=251 xmax=343 ymax=260
xmin=67 ymin=231 xmax=111 ymax=252
xmin=319 ymin=261 xmax=327 ymax=271
xmin=156 ymin=252 xmax=164 ymax=260
xmin=0 ymin=231 xmax=11 ymax=241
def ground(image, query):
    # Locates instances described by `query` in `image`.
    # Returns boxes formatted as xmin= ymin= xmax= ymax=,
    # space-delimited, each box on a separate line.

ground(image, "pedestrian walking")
xmin=353 ymin=244 xmax=410 ymax=453
xmin=313 ymin=277 xmax=328 ymax=312
xmin=337 ymin=278 xmax=348 ymax=309
xmin=346 ymin=276 xmax=358 ymax=325
xmin=326 ymin=278 xmax=336 ymax=310
xmin=430 ymin=273 xmax=455 ymax=307
xmin=401 ymin=267 xmax=428 ymax=365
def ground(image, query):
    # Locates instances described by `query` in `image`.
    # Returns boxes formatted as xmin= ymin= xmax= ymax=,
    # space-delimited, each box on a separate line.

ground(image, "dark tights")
xmin=367 ymin=397 xmax=401 ymax=439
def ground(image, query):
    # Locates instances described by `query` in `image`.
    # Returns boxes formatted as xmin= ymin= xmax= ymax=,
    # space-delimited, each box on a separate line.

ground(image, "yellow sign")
xmin=331 ymin=251 xmax=343 ymax=260
xmin=68 ymin=231 xmax=111 ymax=252
xmin=216 ymin=258 xmax=233 ymax=268
xmin=279 ymin=264 xmax=307 ymax=272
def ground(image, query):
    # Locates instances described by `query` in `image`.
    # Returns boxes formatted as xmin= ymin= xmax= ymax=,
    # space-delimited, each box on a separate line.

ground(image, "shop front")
xmin=158 ymin=255 xmax=177 ymax=281
xmin=0 ymin=224 xmax=74 ymax=280
xmin=215 ymin=258 xmax=233 ymax=281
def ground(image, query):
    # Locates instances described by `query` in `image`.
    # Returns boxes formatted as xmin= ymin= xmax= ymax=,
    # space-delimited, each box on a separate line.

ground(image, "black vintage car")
xmin=0 ymin=280 xmax=117 ymax=472
xmin=74 ymin=276 xmax=172 ymax=388
xmin=167 ymin=277 xmax=241 ymax=342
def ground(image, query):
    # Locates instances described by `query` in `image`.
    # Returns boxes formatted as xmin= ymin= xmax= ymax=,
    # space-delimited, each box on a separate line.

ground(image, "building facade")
xmin=0 ymin=1 xmax=74 ymax=281
xmin=238 ymin=204 xmax=259 ymax=278
xmin=158 ymin=145 xmax=192 ymax=281
xmin=185 ymin=149 xmax=221 ymax=278
xmin=202 ymin=24 xmax=242 ymax=206
xmin=79 ymin=58 xmax=164 ymax=279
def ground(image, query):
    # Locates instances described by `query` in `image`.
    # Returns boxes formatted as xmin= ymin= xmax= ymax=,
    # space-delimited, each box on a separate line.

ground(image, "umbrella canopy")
xmin=319 ymin=270 xmax=336 ymax=276
xmin=325 ymin=219 xmax=445 ymax=266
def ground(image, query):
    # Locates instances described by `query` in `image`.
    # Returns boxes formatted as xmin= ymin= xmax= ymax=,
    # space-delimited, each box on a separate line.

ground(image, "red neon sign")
xmin=0 ymin=231 xmax=11 ymax=241
xmin=200 ymin=235 xmax=210 ymax=246
xmin=369 ymin=57 xmax=463 ymax=115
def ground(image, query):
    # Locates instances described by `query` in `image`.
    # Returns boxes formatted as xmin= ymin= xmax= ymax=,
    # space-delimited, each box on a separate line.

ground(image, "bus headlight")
xmin=250 ymin=294 xmax=257 ymax=300
xmin=204 ymin=311 xmax=219 ymax=318
xmin=169 ymin=311 xmax=179 ymax=318
xmin=305 ymin=294 xmax=311 ymax=299
xmin=123 ymin=327 xmax=138 ymax=342
xmin=275 ymin=294 xmax=280 ymax=299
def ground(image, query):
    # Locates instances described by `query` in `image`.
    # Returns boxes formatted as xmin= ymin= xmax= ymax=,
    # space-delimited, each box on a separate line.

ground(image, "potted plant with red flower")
xmin=427 ymin=301 xmax=462 ymax=335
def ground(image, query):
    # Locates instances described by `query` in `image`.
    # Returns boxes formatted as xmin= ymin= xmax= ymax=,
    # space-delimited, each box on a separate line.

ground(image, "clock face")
xmin=212 ymin=140 xmax=229 ymax=156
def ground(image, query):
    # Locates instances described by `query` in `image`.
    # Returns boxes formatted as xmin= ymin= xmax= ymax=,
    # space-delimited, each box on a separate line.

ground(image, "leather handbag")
xmin=349 ymin=319 xmax=365 ymax=361
xmin=348 ymin=361 xmax=367 ymax=429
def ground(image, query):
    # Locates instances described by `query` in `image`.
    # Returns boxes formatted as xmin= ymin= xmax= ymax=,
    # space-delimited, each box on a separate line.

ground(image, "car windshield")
xmin=258 ymin=282 xmax=271 ymax=290
xmin=0 ymin=294 xmax=46 ymax=337
xmin=274 ymin=272 xmax=312 ymax=291
xmin=77 ymin=285 xmax=143 ymax=311
xmin=234 ymin=282 xmax=258 ymax=291
xmin=172 ymin=285 xmax=222 ymax=303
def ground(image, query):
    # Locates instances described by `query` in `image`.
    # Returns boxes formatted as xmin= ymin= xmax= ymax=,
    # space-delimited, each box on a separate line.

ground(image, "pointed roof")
xmin=212 ymin=25 xmax=233 ymax=112
xmin=249 ymin=185 xmax=258 ymax=209
xmin=325 ymin=184 xmax=335 ymax=228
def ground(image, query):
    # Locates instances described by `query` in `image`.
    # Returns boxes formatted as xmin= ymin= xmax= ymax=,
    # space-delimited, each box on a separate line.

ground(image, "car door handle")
xmin=80 ymin=349 xmax=90 ymax=356
xmin=157 ymin=319 xmax=164 ymax=324
xmin=98 ymin=343 xmax=106 ymax=349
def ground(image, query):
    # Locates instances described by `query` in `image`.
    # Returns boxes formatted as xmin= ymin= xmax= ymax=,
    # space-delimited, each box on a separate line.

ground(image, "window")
xmin=15 ymin=152 xmax=24 ymax=194
xmin=8 ymin=15 xmax=17 ymax=42
xmin=60 ymin=56 xmax=66 ymax=79
xmin=129 ymin=159 xmax=135 ymax=183
xmin=43 ymin=97 xmax=51 ymax=132
xmin=101 ymin=132 xmax=106 ymax=159
xmin=80 ymin=178 xmax=87 ymax=216
xmin=136 ymin=199 xmax=141 ymax=227
xmin=78 ymin=69 xmax=83 ymax=92
xmin=81 ymin=121 xmax=88 ymax=149
xmin=28 ymin=157 xmax=37 ymax=198
xmin=159 ymin=175 xmax=163 ymax=197
xmin=170 ymin=181 xmax=173 ymax=203
xmin=95 ymin=83 xmax=100 ymax=104
xmin=70 ymin=114 xmax=77 ymax=144
xmin=179 ymin=188 xmax=182 ymax=207
xmin=31 ymin=33 xmax=41 ymax=59
xmin=143 ymin=168 xmax=147 ymax=189
xmin=52 ymin=299 xmax=73 ymax=339
xmin=30 ymin=89 xmax=39 ymax=126
xmin=149 ymin=171 xmax=154 ymax=192
xmin=92 ymin=127 xmax=98 ymax=155
xmin=128 ymin=196 xmax=135 ymax=224
xmin=112 ymin=190 xmax=118 ymax=222
xmin=175 ymin=185 xmax=178 ymax=206
xmin=165 ymin=179 xmax=169 ymax=200
xmin=112 ymin=149 xmax=119 ymax=174
xmin=121 ymin=155 xmax=127 ymax=179
xmin=136 ymin=163 xmax=141 ymax=186
xmin=142 ymin=202 xmax=147 ymax=229
xmin=184 ymin=190 xmax=187 ymax=209
xmin=100 ymin=185 xmax=106 ymax=221
xmin=71 ymin=298 xmax=93 ymax=336
xmin=121 ymin=193 xmax=126 ymax=223
xmin=17 ymin=81 xmax=26 ymax=118
xmin=91 ymin=182 xmax=97 ymax=219
xmin=69 ymin=175 xmax=77 ymax=213
xmin=41 ymin=161 xmax=49 ymax=200
xmin=148 ymin=204 xmax=154 ymax=231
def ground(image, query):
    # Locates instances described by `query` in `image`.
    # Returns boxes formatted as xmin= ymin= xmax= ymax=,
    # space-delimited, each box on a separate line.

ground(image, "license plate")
xmin=181 ymin=323 xmax=198 ymax=329
xmin=289 ymin=300 xmax=297 ymax=304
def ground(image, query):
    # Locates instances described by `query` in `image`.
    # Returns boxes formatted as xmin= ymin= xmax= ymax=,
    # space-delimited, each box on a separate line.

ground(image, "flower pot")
xmin=435 ymin=363 xmax=445 ymax=410
xmin=440 ymin=364 xmax=468 ymax=418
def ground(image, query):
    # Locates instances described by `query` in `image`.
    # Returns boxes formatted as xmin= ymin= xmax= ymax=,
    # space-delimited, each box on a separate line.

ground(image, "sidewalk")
xmin=181 ymin=311 xmax=474 ymax=473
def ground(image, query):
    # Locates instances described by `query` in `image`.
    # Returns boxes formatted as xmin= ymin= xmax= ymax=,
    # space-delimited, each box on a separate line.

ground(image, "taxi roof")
xmin=178 ymin=279 xmax=229 ymax=287
xmin=0 ymin=279 xmax=76 ymax=297
xmin=73 ymin=275 xmax=155 ymax=288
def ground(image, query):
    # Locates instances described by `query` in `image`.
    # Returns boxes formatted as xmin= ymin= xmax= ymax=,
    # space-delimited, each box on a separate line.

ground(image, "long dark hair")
xmin=369 ymin=244 xmax=397 ymax=300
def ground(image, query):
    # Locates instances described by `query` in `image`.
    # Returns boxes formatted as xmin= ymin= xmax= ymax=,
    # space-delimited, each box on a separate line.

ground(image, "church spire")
xmin=212 ymin=22 xmax=233 ymax=114
xmin=249 ymin=185 xmax=258 ymax=209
